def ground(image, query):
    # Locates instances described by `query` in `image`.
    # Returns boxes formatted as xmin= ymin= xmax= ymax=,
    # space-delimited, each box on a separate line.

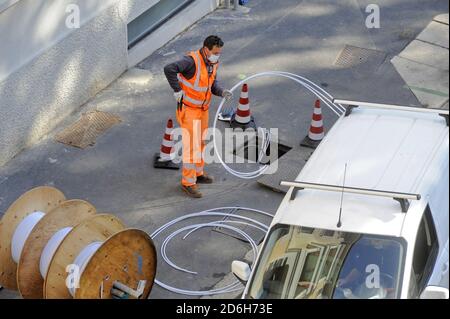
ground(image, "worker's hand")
xmin=174 ymin=90 xmax=184 ymax=103
xmin=222 ymin=89 xmax=233 ymax=101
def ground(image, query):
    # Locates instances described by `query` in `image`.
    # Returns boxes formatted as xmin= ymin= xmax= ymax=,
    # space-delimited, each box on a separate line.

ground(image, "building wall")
xmin=126 ymin=0 xmax=160 ymax=23
xmin=127 ymin=0 xmax=220 ymax=67
xmin=0 ymin=0 xmax=219 ymax=166
xmin=0 ymin=0 xmax=122 ymax=82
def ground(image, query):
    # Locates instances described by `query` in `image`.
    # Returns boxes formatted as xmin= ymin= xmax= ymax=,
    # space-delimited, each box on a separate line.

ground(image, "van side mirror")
xmin=231 ymin=261 xmax=251 ymax=283
xmin=420 ymin=286 xmax=449 ymax=299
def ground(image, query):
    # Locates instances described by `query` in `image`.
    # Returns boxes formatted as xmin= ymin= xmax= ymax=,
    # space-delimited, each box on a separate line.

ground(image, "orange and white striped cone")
xmin=230 ymin=84 xmax=256 ymax=130
xmin=154 ymin=118 xmax=179 ymax=170
xmin=301 ymin=100 xmax=325 ymax=149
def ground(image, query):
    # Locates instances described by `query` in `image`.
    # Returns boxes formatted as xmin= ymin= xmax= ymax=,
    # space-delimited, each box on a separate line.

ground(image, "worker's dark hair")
xmin=203 ymin=35 xmax=224 ymax=50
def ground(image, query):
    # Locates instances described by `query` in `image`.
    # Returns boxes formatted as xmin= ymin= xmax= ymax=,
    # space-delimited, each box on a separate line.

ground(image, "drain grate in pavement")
xmin=334 ymin=45 xmax=387 ymax=68
xmin=55 ymin=111 xmax=121 ymax=149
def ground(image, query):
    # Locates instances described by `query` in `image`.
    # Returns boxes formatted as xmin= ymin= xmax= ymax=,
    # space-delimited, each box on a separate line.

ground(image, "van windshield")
xmin=246 ymin=224 xmax=405 ymax=299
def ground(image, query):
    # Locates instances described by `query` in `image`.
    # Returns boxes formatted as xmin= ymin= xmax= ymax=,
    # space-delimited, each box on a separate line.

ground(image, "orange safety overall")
xmin=176 ymin=50 xmax=218 ymax=186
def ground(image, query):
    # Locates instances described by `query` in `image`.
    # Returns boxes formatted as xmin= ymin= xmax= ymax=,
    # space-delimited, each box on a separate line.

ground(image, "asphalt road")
xmin=0 ymin=0 xmax=447 ymax=299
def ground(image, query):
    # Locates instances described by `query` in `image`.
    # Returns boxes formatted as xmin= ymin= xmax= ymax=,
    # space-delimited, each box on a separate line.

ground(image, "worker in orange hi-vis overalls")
xmin=164 ymin=36 xmax=233 ymax=198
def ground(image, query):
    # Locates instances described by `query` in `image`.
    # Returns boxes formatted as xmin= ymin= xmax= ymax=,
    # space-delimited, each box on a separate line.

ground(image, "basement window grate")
xmin=55 ymin=111 xmax=121 ymax=149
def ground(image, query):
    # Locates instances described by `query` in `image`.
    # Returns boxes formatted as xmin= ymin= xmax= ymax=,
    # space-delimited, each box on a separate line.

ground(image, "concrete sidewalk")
xmin=392 ymin=13 xmax=449 ymax=109
xmin=1 ymin=0 xmax=448 ymax=299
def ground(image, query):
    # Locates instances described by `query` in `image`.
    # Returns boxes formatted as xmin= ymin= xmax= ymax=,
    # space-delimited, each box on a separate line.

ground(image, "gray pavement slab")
xmin=434 ymin=13 xmax=449 ymax=25
xmin=1 ymin=0 xmax=447 ymax=299
xmin=417 ymin=21 xmax=449 ymax=48
xmin=355 ymin=0 xmax=448 ymax=55
xmin=390 ymin=8 xmax=449 ymax=109
xmin=399 ymin=39 xmax=449 ymax=70
xmin=392 ymin=55 xmax=449 ymax=108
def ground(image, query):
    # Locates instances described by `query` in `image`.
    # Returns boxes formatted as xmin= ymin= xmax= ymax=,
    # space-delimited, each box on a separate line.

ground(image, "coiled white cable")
xmin=38 ymin=224 xmax=110 ymax=296
xmin=150 ymin=207 xmax=273 ymax=296
xmin=161 ymin=219 xmax=267 ymax=275
xmin=40 ymin=227 xmax=73 ymax=279
xmin=11 ymin=212 xmax=45 ymax=263
xmin=9 ymin=210 xmax=101 ymax=298
xmin=213 ymin=71 xmax=345 ymax=179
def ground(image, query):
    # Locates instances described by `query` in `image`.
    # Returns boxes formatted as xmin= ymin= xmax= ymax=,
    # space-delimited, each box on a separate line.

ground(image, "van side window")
xmin=409 ymin=205 xmax=439 ymax=298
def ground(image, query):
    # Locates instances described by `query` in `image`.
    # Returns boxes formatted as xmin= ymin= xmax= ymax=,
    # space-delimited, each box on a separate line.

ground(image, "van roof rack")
xmin=333 ymin=99 xmax=449 ymax=126
xmin=280 ymin=181 xmax=421 ymax=213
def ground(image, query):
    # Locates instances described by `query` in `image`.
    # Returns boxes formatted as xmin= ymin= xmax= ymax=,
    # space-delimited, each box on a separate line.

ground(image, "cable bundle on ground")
xmin=151 ymin=207 xmax=273 ymax=296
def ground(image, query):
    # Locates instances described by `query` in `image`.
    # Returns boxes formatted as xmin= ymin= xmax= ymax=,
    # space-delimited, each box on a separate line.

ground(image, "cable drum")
xmin=213 ymin=71 xmax=345 ymax=180
xmin=11 ymin=212 xmax=101 ymax=297
xmin=1 ymin=187 xmax=157 ymax=300
xmin=39 ymin=227 xmax=73 ymax=279
xmin=68 ymin=241 xmax=103 ymax=297
xmin=40 ymin=227 xmax=104 ymax=295
xmin=11 ymin=212 xmax=45 ymax=263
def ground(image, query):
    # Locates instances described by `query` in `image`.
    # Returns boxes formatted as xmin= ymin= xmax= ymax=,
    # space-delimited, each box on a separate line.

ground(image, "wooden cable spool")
xmin=0 ymin=187 xmax=157 ymax=299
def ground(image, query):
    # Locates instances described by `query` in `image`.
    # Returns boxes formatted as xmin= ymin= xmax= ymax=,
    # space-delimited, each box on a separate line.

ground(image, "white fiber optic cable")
xmin=161 ymin=220 xmax=267 ymax=275
xmin=40 ymin=227 xmax=73 ymax=279
xmin=213 ymin=71 xmax=345 ymax=180
xmin=11 ymin=212 xmax=45 ymax=263
xmin=69 ymin=241 xmax=103 ymax=297
xmin=150 ymin=207 xmax=273 ymax=296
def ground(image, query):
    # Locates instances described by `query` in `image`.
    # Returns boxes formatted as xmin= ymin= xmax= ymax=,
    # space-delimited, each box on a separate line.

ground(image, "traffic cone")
xmin=301 ymin=100 xmax=325 ymax=149
xmin=154 ymin=118 xmax=179 ymax=170
xmin=230 ymin=84 xmax=256 ymax=130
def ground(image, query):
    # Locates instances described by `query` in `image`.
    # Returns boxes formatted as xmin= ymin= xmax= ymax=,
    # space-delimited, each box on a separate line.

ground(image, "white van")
xmin=233 ymin=101 xmax=449 ymax=299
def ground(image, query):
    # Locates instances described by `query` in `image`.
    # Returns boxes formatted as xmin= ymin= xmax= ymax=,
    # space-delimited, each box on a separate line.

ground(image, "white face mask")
xmin=208 ymin=54 xmax=220 ymax=63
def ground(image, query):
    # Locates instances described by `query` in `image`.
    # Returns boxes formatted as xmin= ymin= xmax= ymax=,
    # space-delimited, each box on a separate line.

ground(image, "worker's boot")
xmin=196 ymin=174 xmax=214 ymax=184
xmin=181 ymin=184 xmax=203 ymax=198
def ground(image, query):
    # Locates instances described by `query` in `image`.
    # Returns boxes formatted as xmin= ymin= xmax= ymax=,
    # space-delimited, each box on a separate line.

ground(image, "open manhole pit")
xmin=231 ymin=131 xmax=292 ymax=165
